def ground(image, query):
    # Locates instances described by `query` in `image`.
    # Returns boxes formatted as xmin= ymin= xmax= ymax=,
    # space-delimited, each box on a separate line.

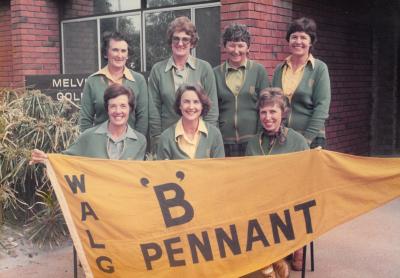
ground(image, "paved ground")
xmin=1 ymin=198 xmax=399 ymax=277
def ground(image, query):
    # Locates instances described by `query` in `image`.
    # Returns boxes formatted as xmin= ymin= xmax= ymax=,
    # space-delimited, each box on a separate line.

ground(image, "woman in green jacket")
xmin=149 ymin=16 xmax=218 ymax=148
xmin=272 ymin=17 xmax=331 ymax=149
xmin=157 ymin=84 xmax=224 ymax=160
xmin=31 ymin=84 xmax=147 ymax=163
xmin=245 ymin=88 xmax=308 ymax=277
xmin=80 ymin=31 xmax=148 ymax=136
xmin=214 ymin=23 xmax=270 ymax=157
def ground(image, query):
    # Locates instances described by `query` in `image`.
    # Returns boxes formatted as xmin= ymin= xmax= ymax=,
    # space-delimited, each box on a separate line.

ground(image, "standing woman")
xmin=272 ymin=17 xmax=331 ymax=148
xmin=214 ymin=23 xmax=270 ymax=157
xmin=149 ymin=16 xmax=218 ymax=147
xmin=157 ymin=84 xmax=224 ymax=160
xmin=80 ymin=31 xmax=149 ymax=136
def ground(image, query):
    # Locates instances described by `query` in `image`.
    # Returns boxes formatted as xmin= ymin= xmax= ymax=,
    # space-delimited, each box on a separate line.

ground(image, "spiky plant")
xmin=0 ymin=88 xmax=79 ymax=245
xmin=24 ymin=189 xmax=68 ymax=248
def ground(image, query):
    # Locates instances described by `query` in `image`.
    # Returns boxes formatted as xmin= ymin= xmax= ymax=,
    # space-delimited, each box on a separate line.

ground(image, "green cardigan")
xmin=157 ymin=121 xmax=225 ymax=160
xmin=79 ymin=69 xmax=148 ymax=136
xmin=148 ymin=57 xmax=218 ymax=138
xmin=272 ymin=58 xmax=331 ymax=142
xmin=245 ymin=128 xmax=309 ymax=156
xmin=214 ymin=60 xmax=270 ymax=144
xmin=64 ymin=122 xmax=146 ymax=160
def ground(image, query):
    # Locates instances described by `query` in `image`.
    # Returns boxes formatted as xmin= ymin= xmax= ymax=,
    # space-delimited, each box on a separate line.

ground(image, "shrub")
xmin=0 ymin=88 xmax=79 ymax=246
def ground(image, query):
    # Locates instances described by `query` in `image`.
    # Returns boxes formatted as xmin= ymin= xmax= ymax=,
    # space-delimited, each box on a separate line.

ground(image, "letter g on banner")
xmin=153 ymin=182 xmax=194 ymax=228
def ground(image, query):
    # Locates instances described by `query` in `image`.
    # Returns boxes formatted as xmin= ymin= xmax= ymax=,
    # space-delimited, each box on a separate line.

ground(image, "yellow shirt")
xmin=165 ymin=55 xmax=196 ymax=91
xmin=282 ymin=54 xmax=315 ymax=101
xmin=175 ymin=118 xmax=208 ymax=159
xmin=225 ymin=60 xmax=247 ymax=97
xmin=97 ymin=65 xmax=135 ymax=85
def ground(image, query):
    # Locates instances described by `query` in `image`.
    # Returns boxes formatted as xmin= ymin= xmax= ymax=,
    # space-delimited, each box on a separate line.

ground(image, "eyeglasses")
xmin=172 ymin=36 xmax=191 ymax=45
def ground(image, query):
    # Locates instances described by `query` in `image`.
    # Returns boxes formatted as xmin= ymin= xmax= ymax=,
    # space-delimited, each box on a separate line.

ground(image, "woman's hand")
xmin=29 ymin=149 xmax=48 ymax=165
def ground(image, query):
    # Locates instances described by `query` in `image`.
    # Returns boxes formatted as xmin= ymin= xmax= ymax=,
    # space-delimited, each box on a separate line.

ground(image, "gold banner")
xmin=45 ymin=149 xmax=400 ymax=277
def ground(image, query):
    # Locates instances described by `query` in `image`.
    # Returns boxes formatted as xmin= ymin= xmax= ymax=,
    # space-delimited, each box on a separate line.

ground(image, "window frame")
xmin=61 ymin=1 xmax=220 ymax=73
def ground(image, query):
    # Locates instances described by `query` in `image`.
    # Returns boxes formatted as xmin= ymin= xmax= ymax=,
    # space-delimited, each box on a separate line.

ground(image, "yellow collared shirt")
xmin=165 ymin=56 xmax=196 ymax=91
xmin=282 ymin=54 xmax=315 ymax=101
xmin=175 ymin=118 xmax=208 ymax=159
xmin=96 ymin=65 xmax=135 ymax=85
xmin=225 ymin=60 xmax=247 ymax=97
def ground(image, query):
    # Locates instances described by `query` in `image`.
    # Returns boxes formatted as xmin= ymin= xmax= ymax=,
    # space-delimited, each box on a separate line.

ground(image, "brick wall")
xmin=10 ymin=0 xmax=60 ymax=87
xmin=220 ymin=0 xmax=292 ymax=76
xmin=63 ymin=0 xmax=94 ymax=19
xmin=293 ymin=1 xmax=372 ymax=154
xmin=370 ymin=3 xmax=400 ymax=155
xmin=220 ymin=0 xmax=372 ymax=154
xmin=0 ymin=1 xmax=12 ymax=87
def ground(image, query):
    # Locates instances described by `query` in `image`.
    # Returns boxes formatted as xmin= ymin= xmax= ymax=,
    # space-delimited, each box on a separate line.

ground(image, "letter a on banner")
xmin=45 ymin=149 xmax=400 ymax=277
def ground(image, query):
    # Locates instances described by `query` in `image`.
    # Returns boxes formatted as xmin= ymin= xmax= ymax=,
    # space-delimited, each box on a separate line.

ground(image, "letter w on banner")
xmin=45 ymin=149 xmax=400 ymax=278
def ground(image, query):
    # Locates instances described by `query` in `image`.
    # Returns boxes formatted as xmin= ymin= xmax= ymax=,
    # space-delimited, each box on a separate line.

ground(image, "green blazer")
xmin=148 ymin=57 xmax=218 ymax=138
xmin=64 ymin=122 xmax=146 ymax=160
xmin=214 ymin=60 xmax=270 ymax=144
xmin=272 ymin=58 xmax=331 ymax=142
xmin=245 ymin=128 xmax=309 ymax=156
xmin=157 ymin=121 xmax=225 ymax=160
xmin=79 ymin=69 xmax=148 ymax=136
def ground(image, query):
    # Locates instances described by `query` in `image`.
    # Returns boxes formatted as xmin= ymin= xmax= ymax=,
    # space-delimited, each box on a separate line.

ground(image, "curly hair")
xmin=222 ymin=23 xmax=251 ymax=47
xmin=257 ymin=87 xmax=291 ymax=119
xmin=174 ymin=83 xmax=211 ymax=117
xmin=167 ymin=16 xmax=199 ymax=47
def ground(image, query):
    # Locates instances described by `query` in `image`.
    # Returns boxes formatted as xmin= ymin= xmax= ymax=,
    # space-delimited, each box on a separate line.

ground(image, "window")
xmin=147 ymin=0 xmax=216 ymax=8
xmin=61 ymin=2 xmax=220 ymax=73
xmin=62 ymin=20 xmax=98 ymax=73
xmin=94 ymin=1 xmax=141 ymax=14
xmin=144 ymin=9 xmax=190 ymax=70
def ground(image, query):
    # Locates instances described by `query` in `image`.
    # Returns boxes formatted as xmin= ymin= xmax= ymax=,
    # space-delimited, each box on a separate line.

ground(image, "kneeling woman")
xmin=157 ymin=84 xmax=224 ymax=160
xmin=31 ymin=84 xmax=147 ymax=163
xmin=245 ymin=88 xmax=308 ymax=277
xmin=246 ymin=87 xmax=308 ymax=156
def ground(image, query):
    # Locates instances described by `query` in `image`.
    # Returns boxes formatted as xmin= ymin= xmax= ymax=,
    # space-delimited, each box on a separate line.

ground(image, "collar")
xmin=282 ymin=54 xmax=315 ymax=70
xmin=226 ymin=59 xmax=248 ymax=71
xmin=165 ymin=55 xmax=196 ymax=72
xmin=94 ymin=121 xmax=138 ymax=140
xmin=93 ymin=65 xmax=135 ymax=82
xmin=174 ymin=118 xmax=208 ymax=141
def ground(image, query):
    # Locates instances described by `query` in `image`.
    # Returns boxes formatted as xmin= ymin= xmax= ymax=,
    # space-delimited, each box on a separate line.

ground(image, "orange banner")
xmin=45 ymin=149 xmax=400 ymax=277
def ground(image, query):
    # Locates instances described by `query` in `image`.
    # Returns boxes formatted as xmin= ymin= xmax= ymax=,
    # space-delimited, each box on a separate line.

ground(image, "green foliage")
xmin=0 ymin=88 xmax=79 ymax=245
xmin=24 ymin=189 xmax=68 ymax=248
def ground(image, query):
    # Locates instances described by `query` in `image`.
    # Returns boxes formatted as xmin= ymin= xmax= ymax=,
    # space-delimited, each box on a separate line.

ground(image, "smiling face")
xmin=106 ymin=39 xmax=128 ymax=71
xmin=171 ymin=31 xmax=192 ymax=60
xmin=225 ymin=40 xmax=249 ymax=68
xmin=179 ymin=90 xmax=203 ymax=122
xmin=288 ymin=31 xmax=312 ymax=58
xmin=107 ymin=94 xmax=130 ymax=128
xmin=259 ymin=103 xmax=283 ymax=134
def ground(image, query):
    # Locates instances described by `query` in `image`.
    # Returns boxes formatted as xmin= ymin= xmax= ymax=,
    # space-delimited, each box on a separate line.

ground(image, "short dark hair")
xmin=174 ymin=83 xmax=211 ymax=117
xmin=101 ymin=31 xmax=132 ymax=61
xmin=257 ymin=87 xmax=291 ymax=119
xmin=167 ymin=16 xmax=199 ymax=47
xmin=104 ymin=84 xmax=135 ymax=114
xmin=286 ymin=17 xmax=317 ymax=45
xmin=222 ymin=23 xmax=251 ymax=47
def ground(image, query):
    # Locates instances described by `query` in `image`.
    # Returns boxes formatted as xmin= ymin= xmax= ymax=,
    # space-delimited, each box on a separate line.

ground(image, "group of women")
xmin=31 ymin=16 xmax=330 ymax=278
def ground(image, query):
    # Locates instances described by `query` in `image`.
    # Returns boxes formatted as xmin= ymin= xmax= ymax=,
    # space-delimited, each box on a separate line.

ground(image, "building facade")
xmin=0 ymin=0 xmax=399 ymax=155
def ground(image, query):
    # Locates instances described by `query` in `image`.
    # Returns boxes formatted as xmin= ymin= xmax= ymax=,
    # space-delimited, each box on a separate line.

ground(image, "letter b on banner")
xmin=154 ymin=183 xmax=194 ymax=228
